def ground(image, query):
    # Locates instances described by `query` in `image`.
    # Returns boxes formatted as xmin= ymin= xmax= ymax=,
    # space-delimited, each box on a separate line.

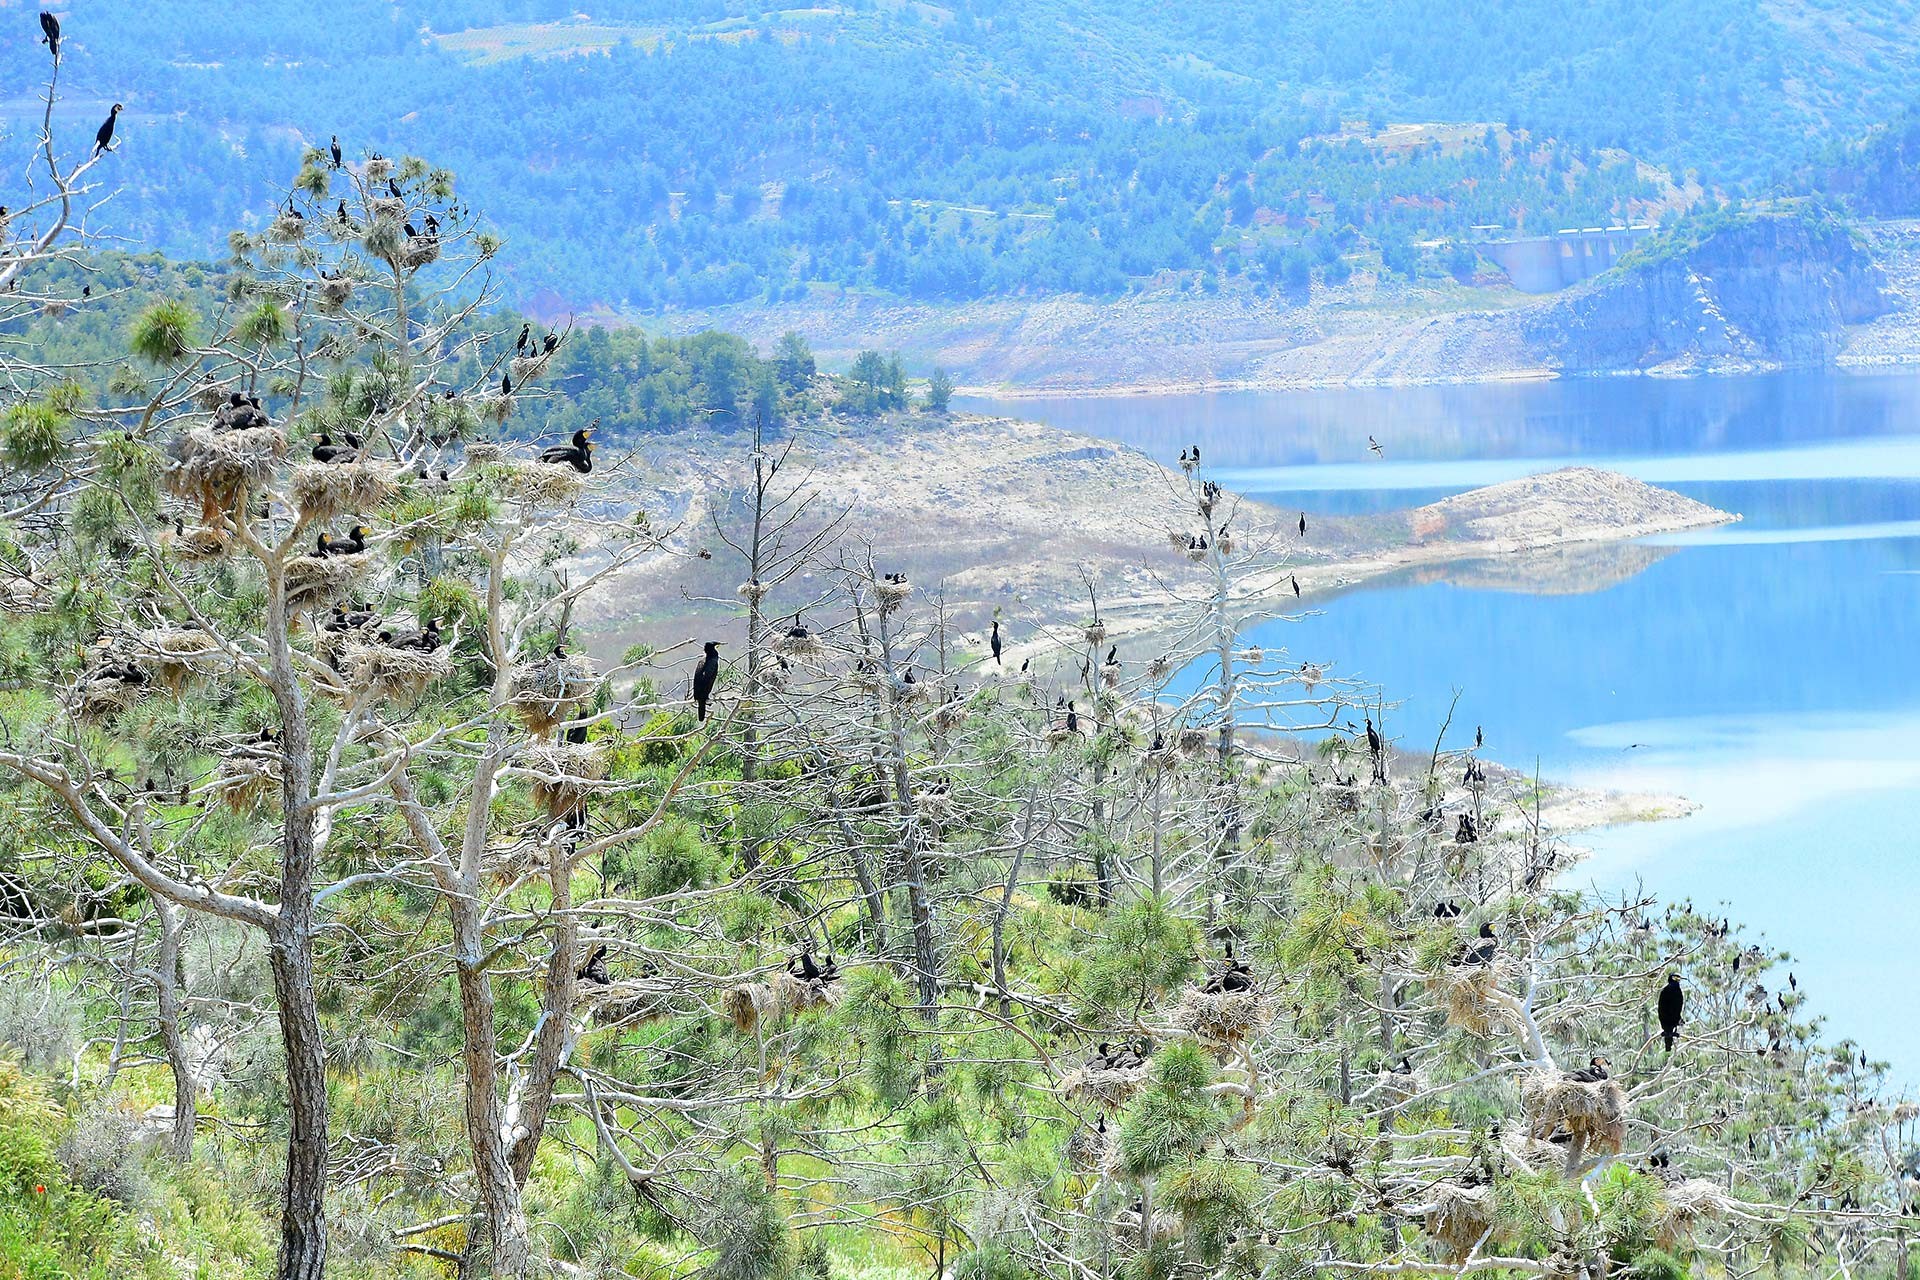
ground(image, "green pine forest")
xmin=2 ymin=13 xmax=1920 ymax=1280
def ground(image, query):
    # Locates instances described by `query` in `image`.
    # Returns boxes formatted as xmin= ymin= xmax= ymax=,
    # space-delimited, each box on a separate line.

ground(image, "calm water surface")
xmin=962 ymin=373 xmax=1920 ymax=1070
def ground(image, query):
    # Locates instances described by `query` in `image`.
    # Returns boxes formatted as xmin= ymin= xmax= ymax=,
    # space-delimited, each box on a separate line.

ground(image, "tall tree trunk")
xmin=508 ymin=846 xmax=576 ymax=1187
xmin=452 ymin=925 xmax=532 ymax=1278
xmin=151 ymin=902 xmax=196 ymax=1162
xmin=266 ymin=563 xmax=329 ymax=1280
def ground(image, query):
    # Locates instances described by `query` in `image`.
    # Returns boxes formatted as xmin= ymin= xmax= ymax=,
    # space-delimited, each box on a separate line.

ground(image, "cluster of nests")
xmin=1060 ymin=1038 xmax=1154 ymax=1110
xmin=1143 ymin=725 xmax=1213 ymax=768
xmin=723 ymin=951 xmax=843 ymax=1033
xmin=71 ymin=626 xmax=234 ymax=719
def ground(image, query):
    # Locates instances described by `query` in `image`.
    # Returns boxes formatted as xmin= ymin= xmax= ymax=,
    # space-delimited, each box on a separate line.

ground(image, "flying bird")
xmin=1368 ymin=435 xmax=1383 ymax=458
xmin=692 ymin=641 xmax=720 ymax=721
xmin=93 ymin=104 xmax=122 ymax=157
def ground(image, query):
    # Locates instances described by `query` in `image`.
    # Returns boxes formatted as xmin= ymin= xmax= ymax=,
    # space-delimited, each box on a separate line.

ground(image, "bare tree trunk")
xmin=508 ymin=847 xmax=576 ymax=1189
xmin=992 ymin=792 xmax=1042 ymax=1018
xmin=151 ymin=901 xmax=196 ymax=1162
xmin=452 ymin=916 xmax=533 ymax=1278
xmin=265 ymin=566 xmax=329 ymax=1280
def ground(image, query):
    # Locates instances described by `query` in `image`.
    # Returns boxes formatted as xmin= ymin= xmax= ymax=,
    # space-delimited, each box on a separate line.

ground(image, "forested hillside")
xmin=8 ymin=0 xmax=1920 ymax=310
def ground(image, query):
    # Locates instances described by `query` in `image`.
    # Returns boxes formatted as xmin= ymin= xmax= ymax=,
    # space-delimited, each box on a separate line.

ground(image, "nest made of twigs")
xmin=341 ymin=642 xmax=453 ymax=701
xmin=1520 ymin=1072 xmax=1627 ymax=1156
xmin=776 ymin=631 xmax=821 ymax=658
xmin=877 ymin=579 xmax=911 ymax=613
xmin=1172 ymin=986 xmax=1273 ymax=1046
xmin=511 ymin=654 xmax=599 ymax=736
xmin=166 ymin=426 xmax=289 ymax=519
xmin=0 ymin=577 xmax=46 ymax=615
xmin=316 ymin=277 xmax=353 ymax=314
xmin=500 ymin=459 xmax=584 ymax=507
xmin=1653 ymin=1178 xmax=1733 ymax=1248
xmin=1436 ymin=960 xmax=1510 ymax=1036
xmin=1165 ymin=530 xmax=1188 ymax=553
xmin=268 ymin=213 xmax=308 ymax=243
xmin=723 ymin=971 xmax=842 ymax=1033
xmin=1177 ymin=727 xmax=1208 ymax=756
xmin=1425 ymin=1182 xmax=1496 ymax=1263
xmin=522 ymin=741 xmax=607 ymax=818
xmin=73 ymin=673 xmax=145 ymax=721
xmin=214 ymin=753 xmax=281 ymax=814
xmin=401 ymin=235 xmax=440 ymax=269
xmin=289 ymin=461 xmax=396 ymax=524
xmin=134 ymin=627 xmax=227 ymax=694
xmin=737 ymin=580 xmax=768 ymax=604
xmin=1066 ymin=1119 xmax=1114 ymax=1171
xmin=586 ymin=982 xmax=677 ymax=1030
xmin=1100 ymin=662 xmax=1121 ymax=690
xmin=1216 ymin=534 xmax=1234 ymax=555
xmin=1059 ymin=1062 xmax=1150 ymax=1110
xmin=161 ymin=521 xmax=230 ymax=562
xmin=509 ymin=354 xmax=550 ymax=387
xmin=285 ymin=555 xmax=365 ymax=612
xmin=1083 ymin=622 xmax=1107 ymax=646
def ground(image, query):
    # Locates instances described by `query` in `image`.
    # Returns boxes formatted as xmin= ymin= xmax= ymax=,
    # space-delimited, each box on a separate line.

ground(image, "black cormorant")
xmin=39 ymin=11 xmax=59 ymax=58
xmin=93 ymin=104 xmax=121 ymax=157
xmin=538 ymin=425 xmax=595 ymax=474
xmin=315 ymin=525 xmax=367 ymax=557
xmin=990 ymin=619 xmax=1002 ymax=665
xmin=1658 ymin=974 xmax=1683 ymax=1052
xmin=692 ymin=641 xmax=720 ymax=721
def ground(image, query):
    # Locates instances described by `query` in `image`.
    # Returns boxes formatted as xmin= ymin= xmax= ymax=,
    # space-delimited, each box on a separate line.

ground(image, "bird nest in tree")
xmin=342 ymin=642 xmax=453 ymax=701
xmin=72 ymin=673 xmax=145 ymax=721
xmin=1046 ymin=725 xmax=1079 ymax=748
xmin=268 ymin=213 xmax=307 ymax=243
xmin=737 ymin=580 xmax=768 ymax=604
xmin=1185 ymin=543 xmax=1209 ymax=562
xmin=1653 ymin=1179 xmax=1733 ymax=1248
xmin=775 ymin=631 xmax=820 ymax=658
xmin=1100 ymin=661 xmax=1121 ymax=690
xmin=1377 ymin=1067 xmax=1421 ymax=1107
xmin=1059 ymin=1061 xmax=1150 ymax=1110
xmin=41 ymin=299 xmax=67 ymax=319
xmin=586 ymin=983 xmax=677 ymax=1030
xmin=367 ymin=195 xmax=405 ymax=223
xmin=508 ymin=354 xmax=549 ymax=387
xmin=401 ymin=235 xmax=440 ymax=269
xmin=166 ymin=426 xmax=289 ymax=519
xmin=316 ymin=278 xmax=353 ymax=314
xmin=214 ymin=754 xmax=280 ymax=814
xmin=161 ymin=521 xmax=229 ymax=562
xmin=1435 ymin=961 xmax=1514 ymax=1036
xmin=1171 ymin=986 xmax=1273 ymax=1046
xmin=1165 ymin=530 xmax=1188 ymax=553
xmin=484 ymin=394 xmax=516 ymax=426
xmin=1147 ymin=655 xmax=1173 ymax=680
xmin=1520 ymin=1071 xmax=1627 ymax=1156
xmin=1425 ymin=1182 xmax=1496 ymax=1263
xmin=0 ymin=577 xmax=46 ymax=615
xmin=510 ymin=654 xmax=598 ymax=736
xmin=134 ymin=627 xmax=227 ymax=694
xmin=877 ymin=579 xmax=911 ymax=613
xmin=934 ymin=702 xmax=967 ymax=731
xmin=284 ymin=555 xmax=364 ymax=613
xmin=192 ymin=384 xmax=234 ymax=412
xmin=1216 ymin=533 xmax=1235 ymax=555
xmin=289 ymin=461 xmax=396 ymax=524
xmin=723 ymin=971 xmax=841 ymax=1033
xmin=521 ymin=741 xmax=607 ymax=818
xmin=465 ymin=442 xmax=504 ymax=464
xmin=1177 ymin=727 xmax=1209 ymax=756
xmin=1065 ymin=1119 xmax=1113 ymax=1172
xmin=363 ymin=157 xmax=394 ymax=182
xmin=917 ymin=790 xmax=954 ymax=821
xmin=1083 ymin=622 xmax=1107 ymax=646
xmin=500 ymin=459 xmax=584 ymax=507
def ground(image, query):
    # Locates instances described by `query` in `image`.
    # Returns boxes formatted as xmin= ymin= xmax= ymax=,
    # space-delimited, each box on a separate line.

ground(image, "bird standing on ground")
xmin=94 ymin=104 xmax=121 ymax=157
xmin=692 ymin=641 xmax=720 ymax=722
xmin=39 ymin=11 xmax=59 ymax=58
xmin=1658 ymin=973 xmax=1684 ymax=1052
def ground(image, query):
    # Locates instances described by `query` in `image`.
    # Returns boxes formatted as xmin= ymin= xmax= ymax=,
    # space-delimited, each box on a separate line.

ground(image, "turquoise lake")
xmin=962 ymin=372 xmax=1920 ymax=1072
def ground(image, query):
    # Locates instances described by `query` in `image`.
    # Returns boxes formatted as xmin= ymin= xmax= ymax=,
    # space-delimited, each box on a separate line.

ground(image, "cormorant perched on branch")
xmin=1365 ymin=717 xmax=1381 ymax=759
xmin=1064 ymin=701 xmax=1079 ymax=734
xmin=990 ymin=619 xmax=1002 ymax=665
xmin=544 ymin=332 xmax=560 ymax=354
xmin=315 ymin=525 xmax=367 ymax=557
xmin=539 ymin=424 xmax=595 ymax=473
xmin=789 ymin=951 xmax=822 ymax=981
xmin=691 ymin=641 xmax=720 ymax=721
xmin=1290 ymin=574 xmax=1300 ymax=597
xmin=93 ymin=104 xmax=121 ymax=157
xmin=1433 ymin=899 xmax=1462 ymax=919
xmin=501 ymin=372 xmax=513 ymax=396
xmin=1298 ymin=512 xmax=1307 ymax=536
xmin=1658 ymin=973 xmax=1684 ymax=1053
xmin=39 ymin=11 xmax=59 ymax=58
xmin=576 ymin=944 xmax=611 ymax=986
xmin=515 ymin=323 xmax=530 ymax=354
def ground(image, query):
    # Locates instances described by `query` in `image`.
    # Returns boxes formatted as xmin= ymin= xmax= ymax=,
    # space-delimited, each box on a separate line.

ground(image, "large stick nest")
xmin=501 ymin=459 xmax=585 ymax=507
xmin=340 ymin=642 xmax=454 ymax=701
xmin=1425 ymin=1182 xmax=1496 ymax=1263
xmin=521 ymin=741 xmax=607 ymax=817
xmin=289 ymin=461 xmax=396 ymax=525
xmin=511 ymin=654 xmax=599 ymax=736
xmin=133 ymin=627 xmax=228 ymax=694
xmin=165 ymin=426 xmax=288 ymax=519
xmin=1171 ymin=986 xmax=1272 ymax=1046
xmin=722 ymin=971 xmax=843 ymax=1033
xmin=1435 ymin=959 xmax=1516 ymax=1036
xmin=1520 ymin=1071 xmax=1627 ymax=1155
xmin=72 ymin=673 xmax=146 ymax=722
xmin=1058 ymin=1061 xmax=1151 ymax=1111
xmin=284 ymin=555 xmax=365 ymax=613
xmin=1653 ymin=1178 xmax=1734 ymax=1248
xmin=161 ymin=521 xmax=230 ymax=563
xmin=214 ymin=753 xmax=281 ymax=814
xmin=877 ymin=579 xmax=911 ymax=613
xmin=585 ymin=981 xmax=679 ymax=1030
